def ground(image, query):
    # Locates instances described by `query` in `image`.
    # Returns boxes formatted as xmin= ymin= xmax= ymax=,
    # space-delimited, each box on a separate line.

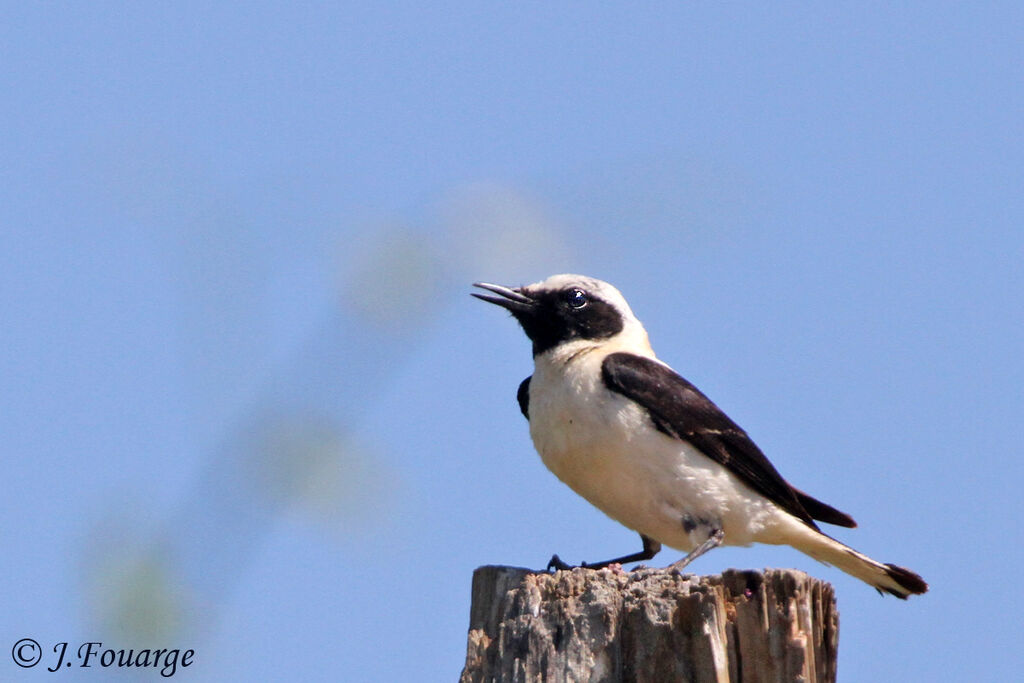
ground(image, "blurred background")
xmin=2 ymin=3 xmax=1022 ymax=681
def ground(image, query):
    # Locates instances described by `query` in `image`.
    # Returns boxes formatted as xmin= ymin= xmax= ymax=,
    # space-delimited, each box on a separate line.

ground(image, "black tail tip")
xmin=883 ymin=563 xmax=929 ymax=599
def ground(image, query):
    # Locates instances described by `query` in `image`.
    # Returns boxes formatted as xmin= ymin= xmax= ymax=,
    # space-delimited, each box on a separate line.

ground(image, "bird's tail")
xmin=791 ymin=528 xmax=928 ymax=599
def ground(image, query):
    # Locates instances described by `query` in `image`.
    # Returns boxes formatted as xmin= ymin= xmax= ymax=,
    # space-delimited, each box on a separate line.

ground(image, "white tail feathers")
xmin=794 ymin=530 xmax=928 ymax=599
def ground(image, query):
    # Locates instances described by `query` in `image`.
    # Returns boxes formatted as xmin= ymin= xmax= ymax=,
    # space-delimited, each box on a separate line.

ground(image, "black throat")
xmin=515 ymin=290 xmax=624 ymax=357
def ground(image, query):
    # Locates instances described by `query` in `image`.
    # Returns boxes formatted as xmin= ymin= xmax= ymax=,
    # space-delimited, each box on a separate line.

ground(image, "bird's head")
xmin=472 ymin=274 xmax=649 ymax=358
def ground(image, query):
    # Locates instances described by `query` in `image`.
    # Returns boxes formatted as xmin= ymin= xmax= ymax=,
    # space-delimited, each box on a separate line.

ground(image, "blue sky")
xmin=2 ymin=3 xmax=1022 ymax=681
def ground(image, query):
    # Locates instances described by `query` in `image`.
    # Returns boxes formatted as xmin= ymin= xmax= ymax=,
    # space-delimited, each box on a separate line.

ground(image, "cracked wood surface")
xmin=460 ymin=566 xmax=838 ymax=683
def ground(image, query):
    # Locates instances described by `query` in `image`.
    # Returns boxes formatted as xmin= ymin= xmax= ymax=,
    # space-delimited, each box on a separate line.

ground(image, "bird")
xmin=472 ymin=274 xmax=927 ymax=598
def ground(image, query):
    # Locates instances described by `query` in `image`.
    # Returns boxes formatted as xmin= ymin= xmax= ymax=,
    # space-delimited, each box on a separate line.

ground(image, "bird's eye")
xmin=565 ymin=288 xmax=588 ymax=309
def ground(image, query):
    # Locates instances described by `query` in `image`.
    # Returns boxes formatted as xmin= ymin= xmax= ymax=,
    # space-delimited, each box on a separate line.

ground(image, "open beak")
xmin=471 ymin=282 xmax=535 ymax=314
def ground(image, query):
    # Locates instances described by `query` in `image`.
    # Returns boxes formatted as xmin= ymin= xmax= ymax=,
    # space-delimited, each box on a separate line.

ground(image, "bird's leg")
xmin=669 ymin=528 xmax=724 ymax=571
xmin=547 ymin=534 xmax=662 ymax=572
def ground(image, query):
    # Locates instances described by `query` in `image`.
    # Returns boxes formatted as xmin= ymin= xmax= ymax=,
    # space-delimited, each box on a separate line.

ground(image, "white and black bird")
xmin=472 ymin=274 xmax=927 ymax=598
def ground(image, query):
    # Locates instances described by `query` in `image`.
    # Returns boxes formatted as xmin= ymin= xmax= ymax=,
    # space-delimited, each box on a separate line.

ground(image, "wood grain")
xmin=460 ymin=566 xmax=838 ymax=683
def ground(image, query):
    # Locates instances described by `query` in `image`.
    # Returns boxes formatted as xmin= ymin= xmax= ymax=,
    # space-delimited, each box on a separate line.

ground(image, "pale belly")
xmin=528 ymin=390 xmax=779 ymax=551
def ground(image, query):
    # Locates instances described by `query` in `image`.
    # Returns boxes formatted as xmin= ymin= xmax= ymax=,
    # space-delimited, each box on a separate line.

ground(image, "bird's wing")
xmin=791 ymin=486 xmax=856 ymax=528
xmin=517 ymin=376 xmax=531 ymax=420
xmin=602 ymin=351 xmax=829 ymax=530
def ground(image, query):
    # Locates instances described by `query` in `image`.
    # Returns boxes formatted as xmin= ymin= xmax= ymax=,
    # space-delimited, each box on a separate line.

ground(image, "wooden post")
xmin=460 ymin=566 xmax=838 ymax=683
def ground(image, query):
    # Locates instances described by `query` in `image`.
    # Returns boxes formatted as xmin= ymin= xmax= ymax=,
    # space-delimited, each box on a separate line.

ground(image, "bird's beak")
xmin=471 ymin=282 xmax=535 ymax=315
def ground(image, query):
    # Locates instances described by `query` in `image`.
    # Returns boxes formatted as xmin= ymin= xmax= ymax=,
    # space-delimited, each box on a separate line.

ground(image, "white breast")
xmin=526 ymin=341 xmax=781 ymax=551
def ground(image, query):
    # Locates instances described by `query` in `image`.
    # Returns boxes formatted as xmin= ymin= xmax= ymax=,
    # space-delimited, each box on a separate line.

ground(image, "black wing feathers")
xmin=792 ymin=487 xmax=856 ymax=528
xmin=517 ymin=376 xmax=531 ymax=420
xmin=601 ymin=352 xmax=854 ymax=530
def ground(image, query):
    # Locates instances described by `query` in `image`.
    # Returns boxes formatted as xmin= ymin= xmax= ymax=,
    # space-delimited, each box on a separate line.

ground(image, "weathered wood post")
xmin=460 ymin=566 xmax=838 ymax=683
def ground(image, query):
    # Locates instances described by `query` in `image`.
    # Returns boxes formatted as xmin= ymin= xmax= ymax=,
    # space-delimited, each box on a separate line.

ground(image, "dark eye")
xmin=565 ymin=288 xmax=588 ymax=309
